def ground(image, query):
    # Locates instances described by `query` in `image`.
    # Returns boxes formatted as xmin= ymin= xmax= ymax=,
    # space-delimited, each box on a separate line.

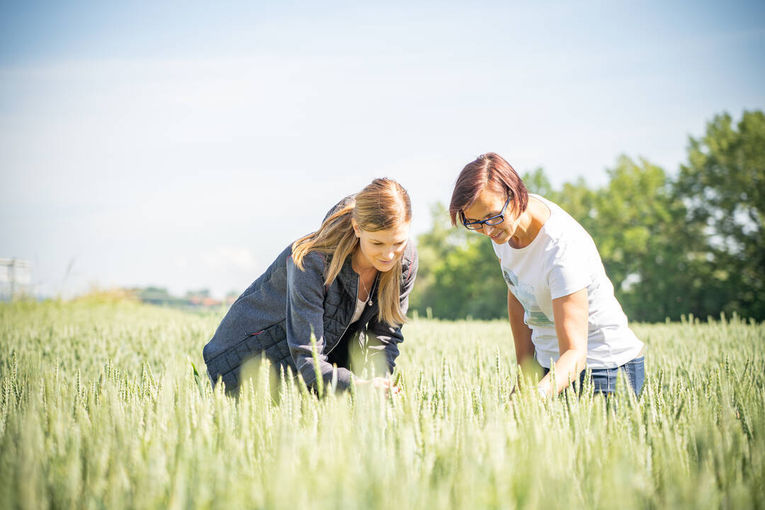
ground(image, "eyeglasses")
xmin=461 ymin=196 xmax=511 ymax=230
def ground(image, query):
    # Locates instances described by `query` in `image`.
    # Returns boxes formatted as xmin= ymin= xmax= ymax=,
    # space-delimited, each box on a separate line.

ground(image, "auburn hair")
xmin=292 ymin=178 xmax=412 ymax=326
xmin=449 ymin=152 xmax=529 ymax=226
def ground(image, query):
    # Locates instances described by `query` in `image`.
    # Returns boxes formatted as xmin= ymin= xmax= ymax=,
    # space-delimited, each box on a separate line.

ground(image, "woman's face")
xmin=461 ymin=187 xmax=520 ymax=245
xmin=353 ymin=220 xmax=411 ymax=272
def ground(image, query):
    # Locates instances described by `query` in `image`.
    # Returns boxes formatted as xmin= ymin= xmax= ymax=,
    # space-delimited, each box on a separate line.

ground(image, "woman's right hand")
xmin=356 ymin=376 xmax=401 ymax=395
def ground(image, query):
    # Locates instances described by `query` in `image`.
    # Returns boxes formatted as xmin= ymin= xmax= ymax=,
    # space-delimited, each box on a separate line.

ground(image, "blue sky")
xmin=1 ymin=0 xmax=764 ymax=298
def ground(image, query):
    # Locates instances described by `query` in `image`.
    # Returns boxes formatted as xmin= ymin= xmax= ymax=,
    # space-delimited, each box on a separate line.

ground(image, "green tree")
xmin=675 ymin=110 xmax=765 ymax=320
xmin=526 ymin=161 xmax=696 ymax=322
xmin=591 ymin=156 xmax=704 ymax=321
xmin=522 ymin=167 xmax=555 ymax=196
xmin=410 ymin=203 xmax=506 ymax=320
xmin=408 ymin=202 xmax=465 ymax=316
xmin=550 ymin=177 xmax=599 ymax=235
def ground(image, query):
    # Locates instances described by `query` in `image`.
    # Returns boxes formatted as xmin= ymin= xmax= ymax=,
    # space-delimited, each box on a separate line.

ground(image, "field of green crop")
xmin=1 ymin=300 xmax=763 ymax=509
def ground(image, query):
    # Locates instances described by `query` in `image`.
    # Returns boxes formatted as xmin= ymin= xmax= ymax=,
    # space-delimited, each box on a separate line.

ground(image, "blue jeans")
xmin=542 ymin=356 xmax=645 ymax=397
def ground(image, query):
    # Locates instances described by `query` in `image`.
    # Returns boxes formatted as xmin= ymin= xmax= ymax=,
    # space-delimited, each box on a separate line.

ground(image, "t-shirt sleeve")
xmin=547 ymin=241 xmax=591 ymax=300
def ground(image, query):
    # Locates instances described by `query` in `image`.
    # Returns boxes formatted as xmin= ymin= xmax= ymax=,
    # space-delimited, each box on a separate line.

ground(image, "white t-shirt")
xmin=350 ymin=297 xmax=367 ymax=324
xmin=492 ymin=195 xmax=644 ymax=369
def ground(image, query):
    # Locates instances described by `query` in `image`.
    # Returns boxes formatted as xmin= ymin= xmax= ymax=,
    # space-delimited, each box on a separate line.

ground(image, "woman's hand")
xmin=371 ymin=377 xmax=401 ymax=394
xmin=355 ymin=376 xmax=401 ymax=395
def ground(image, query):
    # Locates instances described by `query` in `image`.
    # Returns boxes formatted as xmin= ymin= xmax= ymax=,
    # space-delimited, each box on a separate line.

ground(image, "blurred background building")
xmin=0 ymin=258 xmax=34 ymax=301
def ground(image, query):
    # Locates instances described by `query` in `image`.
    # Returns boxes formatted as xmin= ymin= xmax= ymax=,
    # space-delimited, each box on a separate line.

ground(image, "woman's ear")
xmin=351 ymin=218 xmax=361 ymax=238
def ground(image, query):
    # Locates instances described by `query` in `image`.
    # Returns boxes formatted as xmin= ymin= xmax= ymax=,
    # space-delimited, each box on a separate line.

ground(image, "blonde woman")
xmin=203 ymin=178 xmax=417 ymax=394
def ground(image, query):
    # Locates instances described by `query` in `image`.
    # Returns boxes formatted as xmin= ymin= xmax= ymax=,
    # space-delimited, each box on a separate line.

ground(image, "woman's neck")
xmin=509 ymin=197 xmax=550 ymax=248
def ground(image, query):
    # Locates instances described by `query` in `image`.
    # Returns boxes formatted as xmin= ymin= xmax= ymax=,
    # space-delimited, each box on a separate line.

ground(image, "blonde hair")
xmin=292 ymin=178 xmax=412 ymax=325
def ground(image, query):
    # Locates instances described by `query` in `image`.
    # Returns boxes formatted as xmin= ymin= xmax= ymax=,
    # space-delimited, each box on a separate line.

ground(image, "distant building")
xmin=130 ymin=286 xmax=227 ymax=309
xmin=133 ymin=286 xmax=188 ymax=307
xmin=185 ymin=289 xmax=223 ymax=307
xmin=0 ymin=258 xmax=33 ymax=301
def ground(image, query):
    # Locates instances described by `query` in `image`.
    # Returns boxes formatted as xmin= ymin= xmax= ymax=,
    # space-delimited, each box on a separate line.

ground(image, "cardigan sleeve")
xmin=286 ymin=251 xmax=353 ymax=391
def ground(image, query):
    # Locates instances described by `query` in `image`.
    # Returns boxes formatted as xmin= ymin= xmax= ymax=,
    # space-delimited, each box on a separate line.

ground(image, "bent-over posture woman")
xmin=203 ymin=178 xmax=417 ymax=394
xmin=450 ymin=153 xmax=644 ymax=397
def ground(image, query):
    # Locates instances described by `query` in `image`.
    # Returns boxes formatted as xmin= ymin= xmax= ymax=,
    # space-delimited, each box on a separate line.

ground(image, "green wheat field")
xmin=1 ymin=300 xmax=763 ymax=509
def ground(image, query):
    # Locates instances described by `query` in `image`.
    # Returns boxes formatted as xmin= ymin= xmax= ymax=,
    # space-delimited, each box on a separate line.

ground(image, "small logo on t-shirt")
xmin=502 ymin=269 xmax=553 ymax=327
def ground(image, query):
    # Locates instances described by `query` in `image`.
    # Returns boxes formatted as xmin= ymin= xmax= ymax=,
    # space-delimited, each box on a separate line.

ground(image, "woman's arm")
xmin=538 ymin=288 xmax=588 ymax=397
xmin=508 ymin=290 xmax=534 ymax=367
xmin=286 ymin=252 xmax=353 ymax=391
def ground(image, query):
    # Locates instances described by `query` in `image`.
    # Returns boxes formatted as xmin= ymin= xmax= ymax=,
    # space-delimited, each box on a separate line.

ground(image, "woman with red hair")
xmin=450 ymin=153 xmax=645 ymax=398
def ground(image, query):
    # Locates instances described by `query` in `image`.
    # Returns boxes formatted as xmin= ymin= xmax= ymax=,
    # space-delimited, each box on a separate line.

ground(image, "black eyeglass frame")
xmin=461 ymin=195 xmax=511 ymax=230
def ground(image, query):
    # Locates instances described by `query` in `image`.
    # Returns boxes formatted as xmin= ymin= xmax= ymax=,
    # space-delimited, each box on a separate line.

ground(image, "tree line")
xmin=410 ymin=110 xmax=764 ymax=323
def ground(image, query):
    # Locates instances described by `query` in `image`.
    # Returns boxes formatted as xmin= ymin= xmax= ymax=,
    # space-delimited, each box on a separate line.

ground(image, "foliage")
xmin=675 ymin=110 xmax=765 ymax=320
xmin=410 ymin=203 xmax=506 ymax=319
xmin=411 ymin=110 xmax=765 ymax=322
xmin=1 ymin=301 xmax=764 ymax=509
xmin=586 ymin=156 xmax=704 ymax=321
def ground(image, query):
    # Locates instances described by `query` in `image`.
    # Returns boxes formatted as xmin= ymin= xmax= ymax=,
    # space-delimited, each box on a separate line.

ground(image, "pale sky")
xmin=1 ymin=0 xmax=764 ymax=299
